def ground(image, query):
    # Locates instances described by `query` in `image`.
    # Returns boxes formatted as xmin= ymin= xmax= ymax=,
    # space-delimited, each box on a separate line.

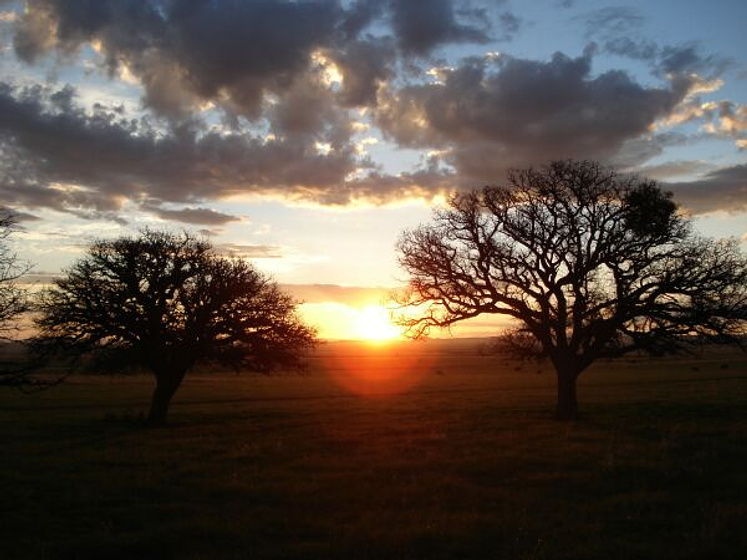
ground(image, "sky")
xmin=0 ymin=0 xmax=746 ymax=339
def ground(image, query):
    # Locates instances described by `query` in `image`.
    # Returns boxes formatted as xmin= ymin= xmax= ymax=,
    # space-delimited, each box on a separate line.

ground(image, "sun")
xmin=355 ymin=305 xmax=401 ymax=341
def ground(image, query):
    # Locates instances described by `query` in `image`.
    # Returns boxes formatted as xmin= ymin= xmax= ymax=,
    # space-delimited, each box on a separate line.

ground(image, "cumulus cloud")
xmin=0 ymin=82 xmax=358 ymax=212
xmin=13 ymin=0 xmax=342 ymax=120
xmin=144 ymin=205 xmax=241 ymax=226
xmin=390 ymin=0 xmax=491 ymax=55
xmin=375 ymin=50 xmax=698 ymax=182
xmin=331 ymin=37 xmax=396 ymax=107
xmin=2 ymin=0 xmax=743 ymax=222
xmin=665 ymin=164 xmax=747 ymax=214
xmin=0 ymin=81 xmax=456 ymax=217
xmin=10 ymin=0 xmax=504 ymax=122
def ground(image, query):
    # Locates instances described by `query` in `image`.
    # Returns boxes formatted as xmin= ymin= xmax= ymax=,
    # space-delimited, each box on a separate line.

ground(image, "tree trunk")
xmin=146 ymin=371 xmax=185 ymax=427
xmin=556 ymin=370 xmax=579 ymax=421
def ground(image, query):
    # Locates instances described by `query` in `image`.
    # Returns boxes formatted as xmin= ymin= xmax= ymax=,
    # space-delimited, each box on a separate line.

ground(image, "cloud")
xmin=10 ymin=0 xmax=501 ymax=122
xmin=331 ymin=37 xmax=396 ymax=107
xmin=0 ymin=206 xmax=40 ymax=223
xmin=580 ymin=6 xmax=644 ymax=39
xmin=218 ymin=243 xmax=283 ymax=259
xmin=389 ymin=0 xmax=491 ymax=55
xmin=665 ymin=164 xmax=747 ymax=214
xmin=13 ymin=0 xmax=343 ymax=120
xmin=0 ymin=81 xmax=465 ymax=215
xmin=636 ymin=160 xmax=715 ymax=181
xmin=496 ymin=11 xmax=521 ymax=42
xmin=612 ymin=131 xmax=695 ymax=169
xmin=581 ymin=7 xmax=731 ymax=81
xmin=375 ymin=50 xmax=696 ymax=182
xmin=145 ymin=205 xmax=241 ymax=226
xmin=0 ymin=82 xmax=366 ymax=215
xmin=3 ymin=2 xmax=743 ymax=222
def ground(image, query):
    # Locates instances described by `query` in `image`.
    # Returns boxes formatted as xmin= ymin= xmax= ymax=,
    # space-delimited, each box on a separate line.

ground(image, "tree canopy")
xmin=397 ymin=160 xmax=747 ymax=420
xmin=35 ymin=230 xmax=317 ymax=425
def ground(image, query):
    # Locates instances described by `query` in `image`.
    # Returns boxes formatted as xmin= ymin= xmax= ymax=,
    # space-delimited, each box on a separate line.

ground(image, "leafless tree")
xmin=0 ymin=209 xmax=34 ymax=387
xmin=34 ymin=230 xmax=317 ymax=426
xmin=0 ymin=209 xmax=29 ymax=335
xmin=397 ymin=160 xmax=747 ymax=420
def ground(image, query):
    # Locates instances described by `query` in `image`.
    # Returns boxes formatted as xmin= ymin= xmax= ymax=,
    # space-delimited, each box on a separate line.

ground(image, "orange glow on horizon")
xmin=299 ymin=301 xmax=405 ymax=341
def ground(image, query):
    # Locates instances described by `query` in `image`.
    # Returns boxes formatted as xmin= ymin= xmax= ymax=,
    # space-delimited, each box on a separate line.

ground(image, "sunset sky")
xmin=1 ymin=0 xmax=746 ymax=339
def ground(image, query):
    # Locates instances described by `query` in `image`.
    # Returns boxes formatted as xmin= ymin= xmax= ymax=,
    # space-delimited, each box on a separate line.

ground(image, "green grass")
xmin=1 ymin=341 xmax=746 ymax=559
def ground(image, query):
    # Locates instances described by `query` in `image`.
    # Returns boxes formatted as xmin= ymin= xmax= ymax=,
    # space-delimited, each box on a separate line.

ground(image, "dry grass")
xmin=1 ymin=340 xmax=746 ymax=559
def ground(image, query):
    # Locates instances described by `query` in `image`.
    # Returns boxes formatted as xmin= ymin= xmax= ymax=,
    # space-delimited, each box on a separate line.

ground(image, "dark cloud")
xmin=604 ymin=39 xmax=731 ymax=80
xmin=13 ymin=0 xmax=342 ymax=120
xmin=3 ymin=1 xmax=742 ymax=221
xmin=332 ymin=38 xmax=396 ymax=107
xmin=145 ymin=205 xmax=241 ymax=226
xmin=657 ymin=44 xmax=731 ymax=78
xmin=0 ymin=207 xmax=40 ymax=223
xmin=0 ymin=82 xmax=361 ymax=215
xmin=612 ymin=131 xmax=695 ymax=169
xmin=665 ymin=165 xmax=747 ymax=215
xmin=339 ymin=0 xmax=385 ymax=40
xmin=389 ymin=0 xmax=490 ymax=55
xmin=11 ymin=0 xmax=500 ymax=122
xmin=636 ymin=160 xmax=715 ymax=181
xmin=0 ymin=81 xmax=454 ymax=216
xmin=375 ymin=50 xmax=695 ymax=182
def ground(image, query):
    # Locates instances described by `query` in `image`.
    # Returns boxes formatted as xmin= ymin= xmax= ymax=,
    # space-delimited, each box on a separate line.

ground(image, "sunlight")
xmin=355 ymin=305 xmax=401 ymax=341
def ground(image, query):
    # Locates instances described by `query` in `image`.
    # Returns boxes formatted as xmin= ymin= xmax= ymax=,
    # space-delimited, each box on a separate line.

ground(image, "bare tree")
xmin=397 ymin=160 xmax=747 ymax=420
xmin=0 ymin=209 xmax=33 ymax=387
xmin=34 ymin=230 xmax=317 ymax=426
xmin=0 ymin=209 xmax=29 ymax=336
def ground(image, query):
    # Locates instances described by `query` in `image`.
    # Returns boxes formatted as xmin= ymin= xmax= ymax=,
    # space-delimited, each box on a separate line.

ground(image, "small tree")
xmin=397 ymin=160 xmax=747 ymax=420
xmin=35 ymin=230 xmax=317 ymax=426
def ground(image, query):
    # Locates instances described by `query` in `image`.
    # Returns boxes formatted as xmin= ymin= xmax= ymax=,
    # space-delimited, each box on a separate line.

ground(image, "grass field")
xmin=1 ymin=340 xmax=746 ymax=560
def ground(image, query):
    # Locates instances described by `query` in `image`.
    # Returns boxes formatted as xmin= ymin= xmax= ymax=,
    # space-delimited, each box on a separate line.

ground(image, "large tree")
xmin=35 ymin=230 xmax=317 ymax=425
xmin=397 ymin=160 xmax=747 ymax=420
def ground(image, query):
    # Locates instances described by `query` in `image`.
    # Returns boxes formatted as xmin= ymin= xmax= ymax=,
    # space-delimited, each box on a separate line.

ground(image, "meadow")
xmin=1 ymin=340 xmax=746 ymax=560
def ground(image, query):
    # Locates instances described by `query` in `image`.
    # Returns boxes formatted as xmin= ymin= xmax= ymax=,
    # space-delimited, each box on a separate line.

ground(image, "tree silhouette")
xmin=0 ymin=209 xmax=29 ymax=337
xmin=0 ymin=209 xmax=34 ymax=387
xmin=396 ymin=160 xmax=747 ymax=420
xmin=35 ymin=230 xmax=317 ymax=426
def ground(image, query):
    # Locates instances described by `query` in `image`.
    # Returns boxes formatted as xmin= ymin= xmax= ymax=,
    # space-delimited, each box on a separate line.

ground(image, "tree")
xmin=0 ymin=208 xmax=33 ymax=387
xmin=396 ymin=160 xmax=747 ymax=420
xmin=35 ymin=230 xmax=317 ymax=426
xmin=0 ymin=209 xmax=29 ymax=335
